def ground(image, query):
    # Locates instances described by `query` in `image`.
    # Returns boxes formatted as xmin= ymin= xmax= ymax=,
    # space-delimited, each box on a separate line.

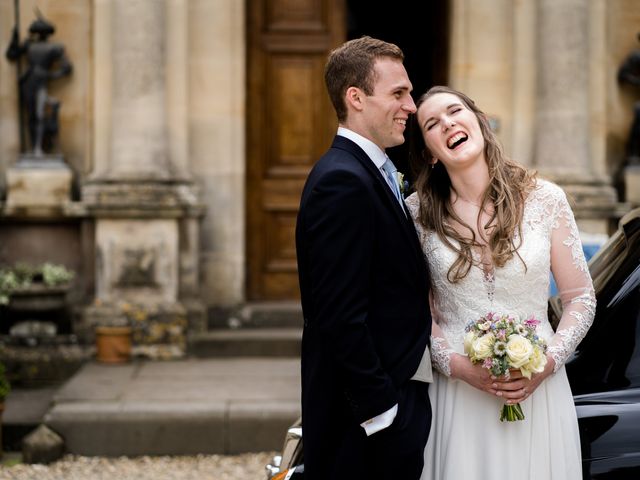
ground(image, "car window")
xmin=589 ymin=230 xmax=626 ymax=295
xmin=613 ymin=263 xmax=640 ymax=387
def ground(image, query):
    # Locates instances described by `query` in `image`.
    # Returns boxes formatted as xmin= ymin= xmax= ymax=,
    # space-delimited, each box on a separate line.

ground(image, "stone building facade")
xmin=0 ymin=0 xmax=637 ymax=345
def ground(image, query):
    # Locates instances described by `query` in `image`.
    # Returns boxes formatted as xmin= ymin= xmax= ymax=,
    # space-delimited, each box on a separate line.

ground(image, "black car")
xmin=564 ymin=207 xmax=640 ymax=479
xmin=267 ymin=207 xmax=640 ymax=480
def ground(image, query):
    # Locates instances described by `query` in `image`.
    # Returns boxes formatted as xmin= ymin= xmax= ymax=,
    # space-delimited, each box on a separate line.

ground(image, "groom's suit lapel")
xmin=331 ymin=136 xmax=426 ymax=268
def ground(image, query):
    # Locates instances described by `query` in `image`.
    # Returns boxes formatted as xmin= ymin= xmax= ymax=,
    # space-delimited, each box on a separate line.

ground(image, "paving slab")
xmin=43 ymin=358 xmax=301 ymax=456
xmin=3 ymin=386 xmax=58 ymax=451
xmin=4 ymin=387 xmax=57 ymax=425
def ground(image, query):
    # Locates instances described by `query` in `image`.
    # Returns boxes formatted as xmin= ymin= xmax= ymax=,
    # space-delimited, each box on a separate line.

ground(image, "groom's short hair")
xmin=325 ymin=36 xmax=404 ymax=122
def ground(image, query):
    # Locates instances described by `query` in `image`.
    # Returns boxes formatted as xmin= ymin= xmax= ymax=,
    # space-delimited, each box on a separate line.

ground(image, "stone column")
xmin=81 ymin=0 xmax=205 ymax=357
xmin=534 ymin=0 xmax=618 ymax=233
xmin=110 ymin=0 xmax=169 ymax=179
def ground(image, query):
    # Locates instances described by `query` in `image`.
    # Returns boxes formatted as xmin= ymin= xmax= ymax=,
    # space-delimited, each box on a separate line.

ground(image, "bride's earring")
xmin=431 ymin=158 xmax=438 ymax=169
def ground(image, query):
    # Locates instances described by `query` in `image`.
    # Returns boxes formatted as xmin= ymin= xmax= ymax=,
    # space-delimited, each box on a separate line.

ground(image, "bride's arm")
xmin=493 ymin=186 xmax=596 ymax=404
xmin=430 ymin=296 xmax=497 ymax=395
xmin=430 ymin=309 xmax=456 ymax=377
xmin=547 ymin=189 xmax=596 ymax=370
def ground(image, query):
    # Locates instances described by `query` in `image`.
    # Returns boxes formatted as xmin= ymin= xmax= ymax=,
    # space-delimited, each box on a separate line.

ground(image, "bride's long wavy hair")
xmin=408 ymin=86 xmax=536 ymax=283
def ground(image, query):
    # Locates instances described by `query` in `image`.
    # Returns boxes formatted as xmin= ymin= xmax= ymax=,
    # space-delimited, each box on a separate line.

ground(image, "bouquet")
xmin=464 ymin=312 xmax=548 ymax=422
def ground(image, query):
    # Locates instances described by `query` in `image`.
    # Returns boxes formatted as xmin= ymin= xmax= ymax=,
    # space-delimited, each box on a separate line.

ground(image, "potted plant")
xmin=0 ymin=262 xmax=74 ymax=311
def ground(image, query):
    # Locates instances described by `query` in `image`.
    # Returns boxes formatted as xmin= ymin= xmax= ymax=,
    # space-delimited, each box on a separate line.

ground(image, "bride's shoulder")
xmin=528 ymin=178 xmax=566 ymax=205
xmin=404 ymin=192 xmax=420 ymax=214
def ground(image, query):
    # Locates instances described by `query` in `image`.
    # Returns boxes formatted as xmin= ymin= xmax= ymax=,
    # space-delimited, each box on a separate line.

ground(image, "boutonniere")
xmin=397 ymin=171 xmax=409 ymax=197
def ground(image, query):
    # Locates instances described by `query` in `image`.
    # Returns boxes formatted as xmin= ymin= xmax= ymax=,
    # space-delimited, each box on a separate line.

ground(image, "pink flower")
xmin=524 ymin=317 xmax=540 ymax=328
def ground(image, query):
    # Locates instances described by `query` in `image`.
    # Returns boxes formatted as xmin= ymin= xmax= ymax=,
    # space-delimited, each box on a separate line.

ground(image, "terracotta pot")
xmin=95 ymin=326 xmax=132 ymax=363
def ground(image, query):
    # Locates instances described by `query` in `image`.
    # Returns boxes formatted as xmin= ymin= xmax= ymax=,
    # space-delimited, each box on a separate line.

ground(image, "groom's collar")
xmin=337 ymin=127 xmax=387 ymax=169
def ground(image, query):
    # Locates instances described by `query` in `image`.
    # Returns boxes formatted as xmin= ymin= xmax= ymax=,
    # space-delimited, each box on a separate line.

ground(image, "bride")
xmin=405 ymin=86 xmax=596 ymax=479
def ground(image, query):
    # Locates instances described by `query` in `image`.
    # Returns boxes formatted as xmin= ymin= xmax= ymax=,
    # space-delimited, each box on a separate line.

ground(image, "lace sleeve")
xmin=431 ymin=322 xmax=456 ymax=377
xmin=405 ymin=194 xmax=456 ymax=377
xmin=548 ymin=189 xmax=596 ymax=371
xmin=429 ymin=286 xmax=456 ymax=376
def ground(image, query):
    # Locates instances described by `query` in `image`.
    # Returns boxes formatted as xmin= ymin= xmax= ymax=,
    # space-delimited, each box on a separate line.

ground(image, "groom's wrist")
xmin=360 ymin=403 xmax=398 ymax=436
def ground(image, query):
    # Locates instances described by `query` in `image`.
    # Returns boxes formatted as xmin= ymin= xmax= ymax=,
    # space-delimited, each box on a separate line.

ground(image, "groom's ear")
xmin=345 ymin=86 xmax=365 ymax=112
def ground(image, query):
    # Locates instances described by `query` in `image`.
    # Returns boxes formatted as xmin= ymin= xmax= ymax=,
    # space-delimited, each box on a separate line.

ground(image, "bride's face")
xmin=417 ymin=92 xmax=485 ymax=172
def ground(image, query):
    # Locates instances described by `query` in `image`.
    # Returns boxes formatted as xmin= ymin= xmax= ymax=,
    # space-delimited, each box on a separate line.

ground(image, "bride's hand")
xmin=449 ymin=353 xmax=498 ymax=396
xmin=493 ymin=354 xmax=556 ymax=404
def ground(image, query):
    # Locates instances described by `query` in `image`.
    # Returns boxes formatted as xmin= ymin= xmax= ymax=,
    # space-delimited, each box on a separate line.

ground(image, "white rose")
xmin=506 ymin=334 xmax=533 ymax=368
xmin=520 ymin=346 xmax=547 ymax=379
xmin=463 ymin=331 xmax=476 ymax=356
xmin=472 ymin=333 xmax=495 ymax=360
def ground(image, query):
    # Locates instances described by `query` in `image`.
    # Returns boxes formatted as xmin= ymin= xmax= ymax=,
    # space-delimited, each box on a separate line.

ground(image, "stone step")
xmin=209 ymin=301 xmax=303 ymax=329
xmin=187 ymin=328 xmax=302 ymax=358
xmin=2 ymin=386 xmax=58 ymax=451
xmin=43 ymin=359 xmax=301 ymax=456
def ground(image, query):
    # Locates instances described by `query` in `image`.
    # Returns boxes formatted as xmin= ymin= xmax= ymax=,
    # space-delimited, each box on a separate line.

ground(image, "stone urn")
xmin=8 ymin=284 xmax=70 ymax=312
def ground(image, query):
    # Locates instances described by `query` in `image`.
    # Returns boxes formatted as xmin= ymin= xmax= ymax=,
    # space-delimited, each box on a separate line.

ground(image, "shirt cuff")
xmin=360 ymin=403 xmax=398 ymax=436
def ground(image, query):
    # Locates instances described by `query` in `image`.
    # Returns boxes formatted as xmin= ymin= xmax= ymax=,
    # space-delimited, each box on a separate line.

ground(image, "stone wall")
xmin=0 ymin=0 xmax=246 ymax=315
xmin=1 ymin=0 xmax=639 ymax=322
xmin=187 ymin=0 xmax=246 ymax=307
xmin=448 ymin=0 xmax=638 ymax=233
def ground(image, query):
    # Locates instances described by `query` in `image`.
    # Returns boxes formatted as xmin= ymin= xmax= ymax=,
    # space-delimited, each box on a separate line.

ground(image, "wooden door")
xmin=247 ymin=0 xmax=345 ymax=300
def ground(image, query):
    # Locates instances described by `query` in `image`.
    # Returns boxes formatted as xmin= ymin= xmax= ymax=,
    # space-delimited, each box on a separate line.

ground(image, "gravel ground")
xmin=0 ymin=452 xmax=276 ymax=480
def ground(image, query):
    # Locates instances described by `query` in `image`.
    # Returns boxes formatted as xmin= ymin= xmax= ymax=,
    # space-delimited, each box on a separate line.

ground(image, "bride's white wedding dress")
xmin=405 ymin=179 xmax=596 ymax=480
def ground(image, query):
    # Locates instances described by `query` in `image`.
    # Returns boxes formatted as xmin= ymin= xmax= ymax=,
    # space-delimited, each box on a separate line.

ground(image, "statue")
xmin=5 ymin=10 xmax=72 ymax=157
xmin=618 ymin=33 xmax=640 ymax=166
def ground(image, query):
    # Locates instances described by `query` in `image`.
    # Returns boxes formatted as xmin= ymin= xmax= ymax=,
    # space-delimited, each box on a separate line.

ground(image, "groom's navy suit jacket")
xmin=296 ymin=135 xmax=432 ymax=479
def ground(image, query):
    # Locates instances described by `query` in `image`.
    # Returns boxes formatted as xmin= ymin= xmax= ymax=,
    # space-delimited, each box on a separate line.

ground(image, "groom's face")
xmin=359 ymin=58 xmax=416 ymax=150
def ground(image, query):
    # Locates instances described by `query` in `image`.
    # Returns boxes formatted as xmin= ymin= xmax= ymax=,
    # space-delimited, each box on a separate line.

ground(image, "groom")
xmin=296 ymin=36 xmax=433 ymax=480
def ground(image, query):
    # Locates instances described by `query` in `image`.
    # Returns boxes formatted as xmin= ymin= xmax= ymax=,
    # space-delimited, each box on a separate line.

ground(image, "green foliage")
xmin=0 ymin=262 xmax=74 ymax=305
xmin=0 ymin=270 xmax=19 ymax=305
xmin=41 ymin=262 xmax=75 ymax=286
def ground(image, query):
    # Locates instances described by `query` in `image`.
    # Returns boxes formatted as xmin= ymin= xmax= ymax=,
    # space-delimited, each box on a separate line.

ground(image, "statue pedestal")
xmin=78 ymin=180 xmax=207 ymax=357
xmin=6 ymin=155 xmax=72 ymax=207
xmin=624 ymin=164 xmax=640 ymax=205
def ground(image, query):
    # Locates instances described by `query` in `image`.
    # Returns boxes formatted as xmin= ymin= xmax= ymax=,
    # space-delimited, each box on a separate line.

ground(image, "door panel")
xmin=247 ymin=0 xmax=345 ymax=300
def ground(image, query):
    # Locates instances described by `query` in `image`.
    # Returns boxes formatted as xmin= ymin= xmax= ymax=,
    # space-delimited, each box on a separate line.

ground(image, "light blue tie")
xmin=381 ymin=157 xmax=403 ymax=204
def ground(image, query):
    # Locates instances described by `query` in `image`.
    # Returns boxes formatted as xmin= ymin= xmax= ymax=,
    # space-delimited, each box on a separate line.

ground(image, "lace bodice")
xmin=405 ymin=180 xmax=596 ymax=376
